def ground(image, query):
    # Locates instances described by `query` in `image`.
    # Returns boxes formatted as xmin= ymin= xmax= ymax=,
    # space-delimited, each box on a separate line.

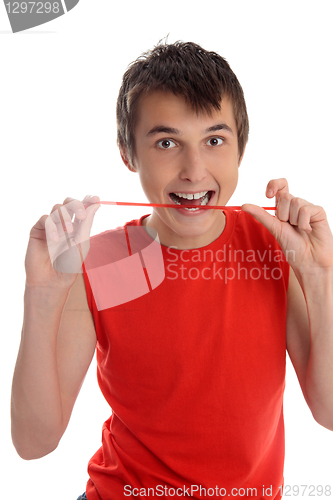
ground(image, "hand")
xmin=241 ymin=179 xmax=333 ymax=275
xmin=25 ymin=195 xmax=100 ymax=289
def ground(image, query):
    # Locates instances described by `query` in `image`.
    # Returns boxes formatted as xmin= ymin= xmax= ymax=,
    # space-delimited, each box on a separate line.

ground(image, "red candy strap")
xmin=98 ymin=201 xmax=276 ymax=211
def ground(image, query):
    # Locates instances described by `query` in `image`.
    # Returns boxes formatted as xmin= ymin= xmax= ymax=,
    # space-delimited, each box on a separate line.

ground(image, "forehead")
xmin=134 ymin=91 xmax=237 ymax=136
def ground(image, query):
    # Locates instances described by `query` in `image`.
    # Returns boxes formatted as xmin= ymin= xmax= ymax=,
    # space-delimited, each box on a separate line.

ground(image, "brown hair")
xmin=116 ymin=40 xmax=249 ymax=168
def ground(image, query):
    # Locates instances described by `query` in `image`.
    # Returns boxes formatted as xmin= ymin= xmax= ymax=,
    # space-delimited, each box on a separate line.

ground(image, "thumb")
xmin=241 ymin=204 xmax=280 ymax=240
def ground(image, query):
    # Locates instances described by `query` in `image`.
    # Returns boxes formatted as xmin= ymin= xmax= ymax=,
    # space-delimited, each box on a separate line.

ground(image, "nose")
xmin=179 ymin=146 xmax=207 ymax=183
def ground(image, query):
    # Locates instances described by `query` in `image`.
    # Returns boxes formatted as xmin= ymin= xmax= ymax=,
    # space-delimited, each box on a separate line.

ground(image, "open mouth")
xmin=169 ymin=191 xmax=214 ymax=211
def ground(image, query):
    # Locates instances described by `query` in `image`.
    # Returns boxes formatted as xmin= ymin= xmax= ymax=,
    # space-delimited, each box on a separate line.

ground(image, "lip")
xmin=167 ymin=190 xmax=217 ymax=215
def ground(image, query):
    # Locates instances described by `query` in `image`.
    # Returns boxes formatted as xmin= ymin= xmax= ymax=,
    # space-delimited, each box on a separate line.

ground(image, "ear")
xmin=119 ymin=145 xmax=137 ymax=172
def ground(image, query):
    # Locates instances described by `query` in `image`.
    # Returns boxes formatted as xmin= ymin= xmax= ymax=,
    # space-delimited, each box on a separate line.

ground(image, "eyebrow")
xmin=146 ymin=123 xmax=234 ymax=137
xmin=206 ymin=123 xmax=234 ymax=135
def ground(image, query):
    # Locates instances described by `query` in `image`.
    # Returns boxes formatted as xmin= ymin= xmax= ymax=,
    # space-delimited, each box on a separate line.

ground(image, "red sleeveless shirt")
xmin=82 ymin=210 xmax=289 ymax=500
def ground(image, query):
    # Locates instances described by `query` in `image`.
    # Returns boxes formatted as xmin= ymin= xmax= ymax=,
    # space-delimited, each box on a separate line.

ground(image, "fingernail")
xmin=267 ymin=189 xmax=274 ymax=197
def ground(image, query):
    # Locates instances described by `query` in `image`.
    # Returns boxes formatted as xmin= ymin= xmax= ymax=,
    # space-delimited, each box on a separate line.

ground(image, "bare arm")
xmin=243 ymin=178 xmax=333 ymax=430
xmin=11 ymin=196 xmax=99 ymax=460
xmin=287 ymin=266 xmax=333 ymax=430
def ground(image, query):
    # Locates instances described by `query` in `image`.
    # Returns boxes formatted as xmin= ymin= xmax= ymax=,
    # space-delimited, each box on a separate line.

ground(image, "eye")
xmin=157 ymin=139 xmax=176 ymax=149
xmin=206 ymin=137 xmax=224 ymax=146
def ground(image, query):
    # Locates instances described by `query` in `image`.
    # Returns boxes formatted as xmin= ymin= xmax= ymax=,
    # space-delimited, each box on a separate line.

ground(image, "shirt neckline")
xmin=138 ymin=210 xmax=237 ymax=253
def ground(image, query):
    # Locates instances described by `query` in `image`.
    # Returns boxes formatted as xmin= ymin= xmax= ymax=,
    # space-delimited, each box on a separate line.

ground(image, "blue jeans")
xmin=76 ymin=494 xmax=87 ymax=500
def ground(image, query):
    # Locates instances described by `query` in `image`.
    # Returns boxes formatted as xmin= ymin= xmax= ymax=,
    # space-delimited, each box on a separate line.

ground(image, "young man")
xmin=11 ymin=41 xmax=333 ymax=500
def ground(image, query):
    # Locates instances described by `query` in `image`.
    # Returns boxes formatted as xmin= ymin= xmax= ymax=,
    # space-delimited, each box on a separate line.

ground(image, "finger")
xmin=63 ymin=195 xmax=99 ymax=205
xmin=47 ymin=196 xmax=100 ymax=245
xmin=266 ymin=178 xmax=289 ymax=199
xmin=297 ymin=205 xmax=313 ymax=233
xmin=241 ymin=204 xmax=280 ymax=240
xmin=72 ymin=195 xmax=100 ymax=225
xmin=82 ymin=194 xmax=100 ymax=205
xmin=289 ymin=197 xmax=309 ymax=227
xmin=297 ymin=204 xmax=325 ymax=233
xmin=63 ymin=196 xmax=100 ymax=222
xmin=276 ymin=192 xmax=293 ymax=222
xmin=75 ymin=195 xmax=100 ymax=220
xmin=29 ymin=215 xmax=49 ymax=241
xmin=45 ymin=200 xmax=100 ymax=273
xmin=63 ymin=199 xmax=87 ymax=222
xmin=45 ymin=214 xmax=60 ymax=242
xmin=50 ymin=203 xmax=72 ymax=226
xmin=51 ymin=203 xmax=62 ymax=214
xmin=63 ymin=197 xmax=75 ymax=204
xmin=74 ymin=203 xmax=100 ymax=244
xmin=49 ymin=205 xmax=74 ymax=234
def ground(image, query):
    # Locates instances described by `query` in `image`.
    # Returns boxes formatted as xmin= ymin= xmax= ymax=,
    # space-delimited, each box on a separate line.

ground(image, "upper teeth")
xmin=174 ymin=191 xmax=208 ymax=200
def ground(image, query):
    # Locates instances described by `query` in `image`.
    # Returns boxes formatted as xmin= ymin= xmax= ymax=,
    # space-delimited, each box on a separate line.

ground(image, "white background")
xmin=1 ymin=1 xmax=333 ymax=499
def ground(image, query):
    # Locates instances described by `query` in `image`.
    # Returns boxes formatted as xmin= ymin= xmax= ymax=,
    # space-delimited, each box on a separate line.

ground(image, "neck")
xmin=142 ymin=211 xmax=226 ymax=250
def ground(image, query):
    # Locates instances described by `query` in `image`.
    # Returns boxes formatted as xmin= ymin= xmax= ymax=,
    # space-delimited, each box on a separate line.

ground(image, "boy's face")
xmin=125 ymin=91 xmax=243 ymax=249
